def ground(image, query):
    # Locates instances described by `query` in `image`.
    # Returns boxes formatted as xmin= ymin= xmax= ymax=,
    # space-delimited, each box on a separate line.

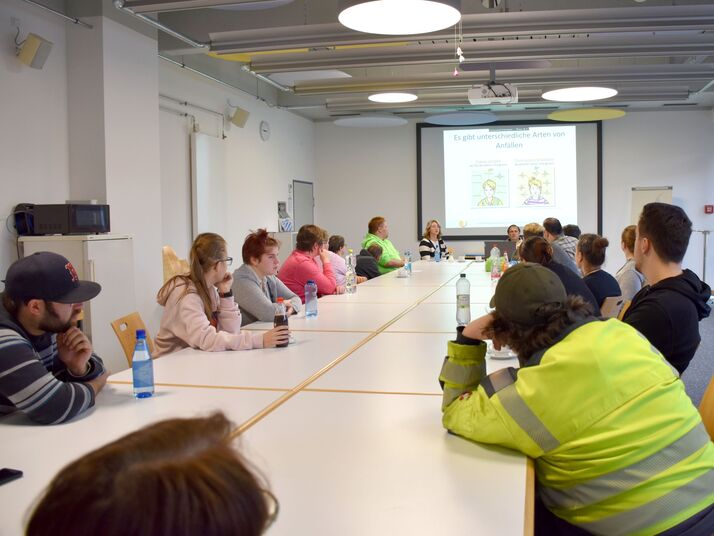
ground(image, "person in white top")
xmin=154 ymin=233 xmax=289 ymax=357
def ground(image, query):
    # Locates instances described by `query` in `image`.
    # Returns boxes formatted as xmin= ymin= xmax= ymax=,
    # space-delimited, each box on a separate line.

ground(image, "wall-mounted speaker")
xmin=17 ymin=33 xmax=53 ymax=69
xmin=230 ymin=107 xmax=250 ymax=128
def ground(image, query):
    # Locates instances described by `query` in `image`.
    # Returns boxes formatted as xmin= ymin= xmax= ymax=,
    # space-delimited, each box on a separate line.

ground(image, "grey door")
xmin=293 ymin=180 xmax=314 ymax=230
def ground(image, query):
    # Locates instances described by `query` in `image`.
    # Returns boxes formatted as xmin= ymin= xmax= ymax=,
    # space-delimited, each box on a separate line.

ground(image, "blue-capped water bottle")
xmin=305 ymin=279 xmax=318 ymax=317
xmin=405 ymin=250 xmax=412 ymax=275
xmin=132 ymin=329 xmax=154 ymax=398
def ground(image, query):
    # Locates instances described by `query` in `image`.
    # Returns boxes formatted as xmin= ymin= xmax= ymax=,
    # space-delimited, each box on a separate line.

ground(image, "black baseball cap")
xmin=489 ymin=263 xmax=566 ymax=325
xmin=3 ymin=252 xmax=101 ymax=303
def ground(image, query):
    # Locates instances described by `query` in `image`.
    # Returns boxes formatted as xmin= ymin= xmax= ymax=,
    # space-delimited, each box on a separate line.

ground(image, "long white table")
xmin=243 ymin=302 xmax=411 ymax=332
xmin=241 ymin=391 xmax=527 ymax=536
xmin=0 ymin=384 xmax=281 ymax=536
xmin=1 ymin=260 xmax=530 ymax=535
xmin=110 ymin=331 xmax=367 ymax=390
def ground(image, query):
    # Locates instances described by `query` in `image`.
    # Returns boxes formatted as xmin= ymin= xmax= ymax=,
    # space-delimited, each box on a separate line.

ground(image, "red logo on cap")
xmin=65 ymin=262 xmax=79 ymax=282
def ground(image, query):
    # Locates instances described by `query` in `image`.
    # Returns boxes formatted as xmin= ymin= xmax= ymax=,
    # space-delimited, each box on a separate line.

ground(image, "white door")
xmin=293 ymin=180 xmax=314 ymax=230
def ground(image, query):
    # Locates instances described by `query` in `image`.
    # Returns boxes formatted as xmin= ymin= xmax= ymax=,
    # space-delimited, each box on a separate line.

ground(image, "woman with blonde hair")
xmin=419 ymin=219 xmax=448 ymax=260
xmin=154 ymin=233 xmax=289 ymax=357
xmin=615 ymin=224 xmax=645 ymax=301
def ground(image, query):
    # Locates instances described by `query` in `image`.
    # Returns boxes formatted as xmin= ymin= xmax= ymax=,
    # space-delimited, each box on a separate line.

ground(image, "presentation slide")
xmin=418 ymin=121 xmax=600 ymax=240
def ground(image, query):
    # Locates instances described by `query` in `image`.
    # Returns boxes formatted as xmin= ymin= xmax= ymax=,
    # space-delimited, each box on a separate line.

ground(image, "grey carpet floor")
xmin=682 ymin=298 xmax=714 ymax=407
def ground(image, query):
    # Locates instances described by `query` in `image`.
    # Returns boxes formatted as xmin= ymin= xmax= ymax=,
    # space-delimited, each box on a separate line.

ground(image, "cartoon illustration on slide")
xmin=472 ymin=167 xmax=509 ymax=208
xmin=518 ymin=167 xmax=554 ymax=206
xmin=479 ymin=179 xmax=504 ymax=206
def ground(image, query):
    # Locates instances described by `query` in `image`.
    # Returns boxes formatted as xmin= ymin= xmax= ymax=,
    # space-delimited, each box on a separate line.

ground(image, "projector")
xmin=468 ymin=83 xmax=518 ymax=105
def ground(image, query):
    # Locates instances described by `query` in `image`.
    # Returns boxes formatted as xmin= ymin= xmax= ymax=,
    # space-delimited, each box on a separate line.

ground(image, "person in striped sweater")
xmin=0 ymin=252 xmax=108 ymax=424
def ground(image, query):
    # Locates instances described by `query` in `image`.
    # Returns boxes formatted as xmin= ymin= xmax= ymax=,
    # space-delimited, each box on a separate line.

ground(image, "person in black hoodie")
xmin=355 ymin=244 xmax=382 ymax=280
xmin=622 ymin=202 xmax=711 ymax=374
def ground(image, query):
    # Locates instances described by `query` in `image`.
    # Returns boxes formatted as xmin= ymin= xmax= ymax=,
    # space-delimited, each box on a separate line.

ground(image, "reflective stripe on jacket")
xmin=441 ymin=318 xmax=714 ymax=536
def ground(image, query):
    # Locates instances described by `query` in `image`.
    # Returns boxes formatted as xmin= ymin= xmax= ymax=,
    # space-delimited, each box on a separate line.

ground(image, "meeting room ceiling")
xmin=117 ymin=0 xmax=714 ymax=120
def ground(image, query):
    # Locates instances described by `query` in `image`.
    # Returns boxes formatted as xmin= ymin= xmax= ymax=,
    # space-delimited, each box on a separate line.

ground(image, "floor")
xmin=682 ymin=298 xmax=714 ymax=407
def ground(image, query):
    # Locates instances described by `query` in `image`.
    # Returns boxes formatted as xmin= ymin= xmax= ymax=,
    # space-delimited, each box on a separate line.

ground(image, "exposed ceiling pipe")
xmin=114 ymin=0 xmax=208 ymax=49
xmin=18 ymin=0 xmax=93 ymax=29
xmin=239 ymin=64 xmax=292 ymax=92
xmin=159 ymin=54 xmax=281 ymax=105
xmin=121 ymin=0 xmax=290 ymax=14
xmin=205 ymin=6 xmax=714 ymax=54
xmin=115 ymin=0 xmax=292 ymax=93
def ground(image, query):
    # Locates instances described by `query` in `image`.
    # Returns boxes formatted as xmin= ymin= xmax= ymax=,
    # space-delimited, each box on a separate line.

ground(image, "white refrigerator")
xmin=19 ymin=235 xmax=136 ymax=373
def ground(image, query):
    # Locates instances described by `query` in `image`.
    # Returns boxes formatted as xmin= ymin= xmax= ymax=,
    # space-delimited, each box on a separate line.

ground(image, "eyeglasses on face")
xmin=218 ymin=257 xmax=233 ymax=267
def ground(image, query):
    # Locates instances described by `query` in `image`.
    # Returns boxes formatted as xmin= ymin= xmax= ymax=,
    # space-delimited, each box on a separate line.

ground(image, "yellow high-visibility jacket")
xmin=440 ymin=318 xmax=714 ymax=536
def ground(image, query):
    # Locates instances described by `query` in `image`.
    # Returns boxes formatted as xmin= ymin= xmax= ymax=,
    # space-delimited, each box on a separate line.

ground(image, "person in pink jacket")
xmin=154 ymin=233 xmax=289 ymax=357
xmin=277 ymin=225 xmax=344 ymax=302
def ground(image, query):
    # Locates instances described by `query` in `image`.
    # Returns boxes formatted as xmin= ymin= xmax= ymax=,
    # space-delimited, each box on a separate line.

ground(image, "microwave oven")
xmin=33 ymin=204 xmax=110 ymax=235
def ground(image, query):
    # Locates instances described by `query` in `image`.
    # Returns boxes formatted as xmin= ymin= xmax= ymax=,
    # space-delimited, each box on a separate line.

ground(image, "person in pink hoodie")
xmin=154 ymin=233 xmax=289 ymax=357
xmin=277 ymin=225 xmax=344 ymax=302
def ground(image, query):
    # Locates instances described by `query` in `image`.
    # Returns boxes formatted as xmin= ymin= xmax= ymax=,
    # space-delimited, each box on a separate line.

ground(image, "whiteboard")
xmin=191 ymin=132 xmax=229 ymax=238
xmin=630 ymin=186 xmax=673 ymax=224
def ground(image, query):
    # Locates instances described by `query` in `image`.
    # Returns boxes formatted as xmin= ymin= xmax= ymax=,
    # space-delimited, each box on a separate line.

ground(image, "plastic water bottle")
xmin=490 ymin=246 xmax=502 ymax=282
xmin=345 ymin=250 xmax=357 ymax=294
xmin=132 ymin=329 xmax=154 ymax=399
xmin=456 ymin=274 xmax=471 ymax=326
xmin=305 ymin=279 xmax=318 ymax=317
xmin=434 ymin=244 xmax=441 ymax=262
xmin=405 ymin=250 xmax=412 ymax=275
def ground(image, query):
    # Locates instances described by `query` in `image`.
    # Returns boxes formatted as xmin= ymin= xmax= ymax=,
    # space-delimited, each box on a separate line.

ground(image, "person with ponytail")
xmin=519 ymin=236 xmax=599 ymax=314
xmin=154 ymin=233 xmax=289 ymax=357
xmin=576 ymin=233 xmax=622 ymax=308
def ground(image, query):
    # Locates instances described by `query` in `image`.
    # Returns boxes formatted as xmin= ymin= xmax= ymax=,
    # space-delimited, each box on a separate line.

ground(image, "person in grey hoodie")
xmin=233 ymin=229 xmax=302 ymax=326
xmin=622 ymin=203 xmax=711 ymax=374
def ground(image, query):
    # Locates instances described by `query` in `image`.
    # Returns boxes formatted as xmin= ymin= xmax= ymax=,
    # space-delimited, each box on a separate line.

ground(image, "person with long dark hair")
xmin=154 ymin=233 xmax=288 ymax=356
xmin=519 ymin=236 xmax=598 ymax=314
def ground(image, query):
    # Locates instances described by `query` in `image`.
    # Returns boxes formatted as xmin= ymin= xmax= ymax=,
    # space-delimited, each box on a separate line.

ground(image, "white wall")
xmin=315 ymin=111 xmax=714 ymax=283
xmin=315 ymin=122 xmax=418 ymax=255
xmin=0 ymin=0 xmax=69 ymax=276
xmin=102 ymin=17 xmax=164 ymax=335
xmin=601 ymin=110 xmax=714 ymax=280
xmin=158 ymin=61 xmax=316 ymax=261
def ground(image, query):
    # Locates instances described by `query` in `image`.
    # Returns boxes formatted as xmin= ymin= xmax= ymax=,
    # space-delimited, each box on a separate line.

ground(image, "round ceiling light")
xmin=424 ymin=111 xmax=498 ymax=126
xmin=547 ymin=108 xmax=626 ymax=122
xmin=542 ymin=86 xmax=618 ymax=102
xmin=368 ymin=92 xmax=418 ymax=103
xmin=334 ymin=114 xmax=409 ymax=127
xmin=338 ymin=0 xmax=461 ymax=35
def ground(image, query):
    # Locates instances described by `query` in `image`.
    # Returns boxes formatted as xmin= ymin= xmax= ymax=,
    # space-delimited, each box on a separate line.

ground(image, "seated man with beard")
xmin=0 ymin=252 xmax=108 ymax=424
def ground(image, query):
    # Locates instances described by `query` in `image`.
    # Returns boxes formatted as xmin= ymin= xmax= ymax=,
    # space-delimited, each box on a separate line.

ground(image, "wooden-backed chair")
xmin=111 ymin=312 xmax=155 ymax=366
xmin=600 ymin=296 xmax=625 ymax=319
xmin=617 ymin=300 xmax=632 ymax=320
xmin=162 ymin=245 xmax=190 ymax=283
xmin=700 ymin=374 xmax=714 ymax=441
